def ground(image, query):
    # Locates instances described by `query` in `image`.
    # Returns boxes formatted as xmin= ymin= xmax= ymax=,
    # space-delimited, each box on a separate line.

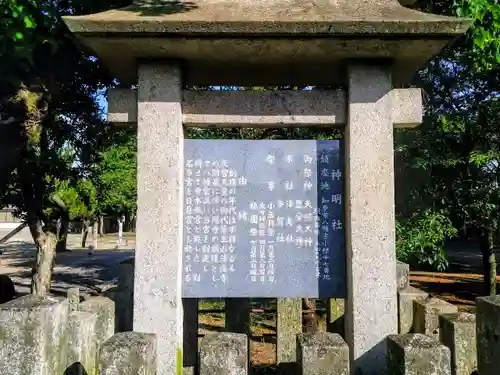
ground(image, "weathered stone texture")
xmin=387 ymin=333 xmax=451 ymax=375
xmin=134 ymin=63 xmax=184 ymax=375
xmin=276 ymin=298 xmax=302 ymax=364
xmin=413 ymin=297 xmax=458 ymax=338
xmin=0 ymin=295 xmax=69 ymax=375
xmin=62 ymin=0 xmax=472 ymax=87
xmin=345 ymin=63 xmax=398 ymax=375
xmin=67 ymin=311 xmax=98 ymax=375
xmin=67 ymin=287 xmax=80 ymax=312
xmin=476 ymin=295 xmax=500 ymax=375
xmin=396 ymin=261 xmax=410 ymax=291
xmin=297 ymin=332 xmax=349 ymax=375
xmin=439 ymin=312 xmax=477 ymax=375
xmin=398 ymin=286 xmax=428 ymax=334
xmin=99 ymin=332 xmax=156 ymax=375
xmin=80 ymin=296 xmax=115 ymax=347
xmin=199 ymin=333 xmax=248 ymax=375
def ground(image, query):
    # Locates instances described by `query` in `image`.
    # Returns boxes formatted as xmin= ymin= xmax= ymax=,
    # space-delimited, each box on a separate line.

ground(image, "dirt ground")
xmin=0 ymin=232 xmax=134 ymax=296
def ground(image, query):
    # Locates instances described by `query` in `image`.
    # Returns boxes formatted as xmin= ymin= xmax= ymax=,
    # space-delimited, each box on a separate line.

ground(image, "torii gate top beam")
xmin=62 ymin=0 xmax=471 ymax=86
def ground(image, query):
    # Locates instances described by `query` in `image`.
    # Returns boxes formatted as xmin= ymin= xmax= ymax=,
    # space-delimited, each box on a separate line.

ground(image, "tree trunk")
xmin=56 ymin=216 xmax=69 ymax=253
xmin=302 ymin=298 xmax=319 ymax=332
xmin=28 ymin=220 xmax=57 ymax=296
xmin=480 ymin=227 xmax=497 ymax=296
xmin=98 ymin=215 xmax=104 ymax=236
xmin=81 ymin=219 xmax=90 ymax=248
xmin=53 ymin=195 xmax=69 ymax=253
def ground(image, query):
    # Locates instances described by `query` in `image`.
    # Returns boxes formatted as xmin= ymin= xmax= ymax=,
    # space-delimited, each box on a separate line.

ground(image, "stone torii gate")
xmin=63 ymin=1 xmax=470 ymax=374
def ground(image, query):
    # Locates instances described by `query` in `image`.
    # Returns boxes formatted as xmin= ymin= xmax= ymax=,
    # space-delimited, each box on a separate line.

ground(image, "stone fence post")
xmin=0 ymin=295 xmax=69 ymax=375
xmin=99 ymin=332 xmax=156 ymax=375
xmin=387 ymin=333 xmax=451 ymax=375
xmin=200 ymin=333 xmax=248 ymax=375
xmin=277 ymin=298 xmax=302 ymax=367
xmin=476 ymin=295 xmax=500 ymax=375
xmin=439 ymin=312 xmax=477 ymax=375
xmin=297 ymin=332 xmax=349 ymax=375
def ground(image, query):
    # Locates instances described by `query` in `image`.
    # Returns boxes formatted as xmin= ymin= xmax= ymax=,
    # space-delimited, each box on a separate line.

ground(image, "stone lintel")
xmin=108 ymin=88 xmax=422 ymax=128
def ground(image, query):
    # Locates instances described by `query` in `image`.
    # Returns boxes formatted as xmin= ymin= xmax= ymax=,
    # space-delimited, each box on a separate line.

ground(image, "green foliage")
xmin=53 ymin=179 xmax=97 ymax=220
xmin=396 ymin=210 xmax=457 ymax=271
xmin=396 ymin=0 xmax=500 ymax=271
xmin=0 ymin=0 xmax=117 ymax=226
xmin=95 ymin=130 xmax=137 ymax=216
xmin=1 ymin=0 xmax=36 ymax=42
xmin=454 ymin=0 xmax=500 ymax=66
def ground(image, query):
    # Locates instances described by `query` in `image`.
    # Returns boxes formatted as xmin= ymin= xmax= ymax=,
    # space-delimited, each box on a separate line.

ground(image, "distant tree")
xmin=397 ymin=0 xmax=500 ymax=294
xmin=53 ymin=178 xmax=97 ymax=249
xmin=0 ymin=0 xmax=115 ymax=295
xmin=95 ymin=130 xmax=137 ymax=230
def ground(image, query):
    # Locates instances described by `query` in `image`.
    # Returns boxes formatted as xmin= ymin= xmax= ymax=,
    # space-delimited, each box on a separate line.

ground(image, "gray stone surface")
xmin=182 ymin=90 xmax=346 ymax=127
xmin=99 ymin=332 xmax=156 ymax=375
xmin=277 ymin=298 xmax=302 ymax=365
xmin=344 ymin=63 xmax=398 ymax=375
xmin=183 ymin=139 xmax=344 ymax=298
xmin=67 ymin=311 xmax=99 ymax=375
xmin=396 ymin=261 xmax=410 ymax=291
xmin=108 ymin=88 xmax=422 ymax=128
xmin=79 ymin=296 xmax=115 ymax=346
xmin=387 ymin=333 xmax=451 ymax=375
xmin=133 ymin=63 xmax=184 ymax=375
xmin=297 ymin=332 xmax=349 ymax=375
xmin=0 ymin=295 xmax=69 ymax=375
xmin=116 ymin=257 xmax=134 ymax=332
xmin=439 ymin=312 xmax=477 ymax=375
xmin=199 ymin=333 xmax=248 ymax=375
xmin=397 ymin=286 xmax=428 ymax=334
xmin=62 ymin=0 xmax=471 ymax=86
xmin=413 ymin=297 xmax=458 ymax=338
xmin=476 ymin=295 xmax=500 ymax=375
xmin=68 ymin=287 xmax=80 ymax=312
xmin=107 ymin=88 xmax=137 ymax=125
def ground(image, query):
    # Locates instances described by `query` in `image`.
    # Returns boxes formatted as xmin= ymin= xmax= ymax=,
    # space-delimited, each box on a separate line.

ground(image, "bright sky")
xmin=96 ymin=91 xmax=108 ymax=120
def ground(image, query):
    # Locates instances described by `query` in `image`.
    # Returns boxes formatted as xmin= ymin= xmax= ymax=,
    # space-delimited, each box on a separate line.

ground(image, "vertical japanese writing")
xmin=183 ymin=140 xmax=345 ymax=299
xmin=317 ymin=150 xmax=344 ymax=281
xmin=184 ymin=157 xmax=248 ymax=286
xmin=184 ymin=159 xmax=202 ymax=284
xmin=245 ymin=200 xmax=276 ymax=283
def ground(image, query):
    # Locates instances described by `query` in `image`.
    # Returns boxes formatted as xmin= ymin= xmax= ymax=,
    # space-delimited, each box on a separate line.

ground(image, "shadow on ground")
xmin=0 ymin=241 xmax=134 ymax=296
xmin=410 ymin=271 xmax=497 ymax=311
